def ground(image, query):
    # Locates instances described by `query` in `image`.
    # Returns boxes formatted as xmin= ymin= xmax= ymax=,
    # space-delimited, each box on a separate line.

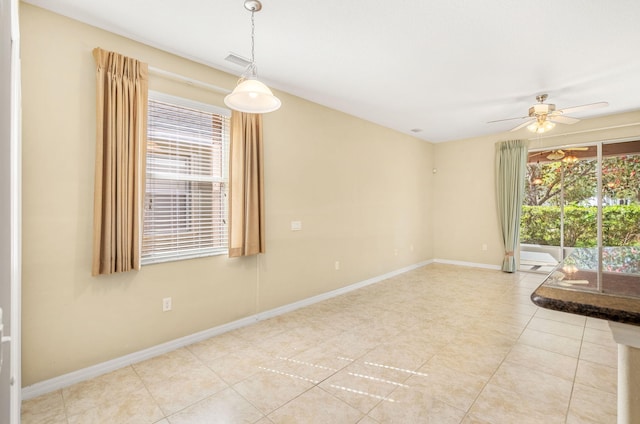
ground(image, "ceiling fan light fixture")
xmin=527 ymin=119 xmax=555 ymax=133
xmin=547 ymin=150 xmax=565 ymax=160
xmin=526 ymin=122 xmax=539 ymax=133
xmin=224 ymin=0 xmax=281 ymax=114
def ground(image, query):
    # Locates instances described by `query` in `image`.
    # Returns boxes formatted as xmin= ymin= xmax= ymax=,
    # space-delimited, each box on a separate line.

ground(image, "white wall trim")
xmin=254 ymin=259 xmax=433 ymax=321
xmin=22 ymin=259 xmax=433 ymax=400
xmin=433 ymin=258 xmax=501 ymax=271
xmin=6 ymin=1 xmax=22 ymax=422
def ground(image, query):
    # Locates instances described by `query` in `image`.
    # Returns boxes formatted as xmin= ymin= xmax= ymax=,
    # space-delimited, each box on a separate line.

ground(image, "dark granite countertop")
xmin=530 ymin=247 xmax=640 ymax=325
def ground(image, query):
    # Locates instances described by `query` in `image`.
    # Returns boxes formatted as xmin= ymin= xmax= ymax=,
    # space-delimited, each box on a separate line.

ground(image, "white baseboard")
xmin=433 ymin=258 xmax=501 ymax=271
xmin=21 ymin=314 xmax=260 ymax=400
xmin=256 ymin=259 xmax=434 ymax=320
xmin=22 ymin=259 xmax=433 ymax=400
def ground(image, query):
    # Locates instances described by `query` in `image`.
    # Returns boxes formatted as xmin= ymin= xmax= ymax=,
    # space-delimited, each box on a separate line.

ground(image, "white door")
xmin=0 ymin=0 xmax=22 ymax=422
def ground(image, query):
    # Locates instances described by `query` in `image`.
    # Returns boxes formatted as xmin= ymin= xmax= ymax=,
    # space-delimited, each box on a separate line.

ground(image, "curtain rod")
xmin=148 ymin=66 xmax=232 ymax=95
xmin=527 ymin=122 xmax=640 ymax=140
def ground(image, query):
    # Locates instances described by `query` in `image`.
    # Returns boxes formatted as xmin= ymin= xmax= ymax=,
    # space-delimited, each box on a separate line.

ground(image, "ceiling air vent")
xmin=225 ymin=52 xmax=252 ymax=68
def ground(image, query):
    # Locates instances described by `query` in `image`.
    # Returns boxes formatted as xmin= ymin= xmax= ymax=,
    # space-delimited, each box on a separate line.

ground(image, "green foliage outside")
xmin=525 ymin=156 xmax=640 ymax=207
xmin=522 ymin=152 xmax=640 ymax=248
xmin=520 ymin=204 xmax=640 ymax=247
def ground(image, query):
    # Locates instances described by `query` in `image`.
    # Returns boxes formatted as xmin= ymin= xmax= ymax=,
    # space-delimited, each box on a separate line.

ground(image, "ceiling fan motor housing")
xmin=529 ymin=103 xmax=555 ymax=117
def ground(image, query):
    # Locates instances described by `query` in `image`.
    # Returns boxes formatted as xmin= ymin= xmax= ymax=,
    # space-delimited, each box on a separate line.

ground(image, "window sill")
xmin=141 ymin=248 xmax=228 ymax=266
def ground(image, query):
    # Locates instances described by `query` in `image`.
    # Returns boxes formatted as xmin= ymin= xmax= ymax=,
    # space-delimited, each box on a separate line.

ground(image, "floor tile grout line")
xmin=530 ymin=314 xmax=589 ymax=329
xmin=460 ymin=305 xmax=538 ymax=423
xmin=58 ymin=387 xmax=70 ymax=424
xmin=130 ymin=362 xmax=174 ymax=421
xmin=563 ymin=313 xmax=587 ymax=424
xmin=133 ymin=355 xmax=236 ymax=422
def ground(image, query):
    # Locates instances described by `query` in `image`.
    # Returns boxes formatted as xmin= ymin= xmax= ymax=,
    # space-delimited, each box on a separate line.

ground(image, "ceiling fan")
xmin=488 ymin=94 xmax=608 ymax=133
xmin=528 ymin=146 xmax=592 ymax=163
xmin=544 ymin=148 xmax=589 ymax=161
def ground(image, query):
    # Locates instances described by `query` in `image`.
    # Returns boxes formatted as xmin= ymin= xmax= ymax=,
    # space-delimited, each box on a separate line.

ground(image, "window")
xmin=142 ymin=92 xmax=230 ymax=264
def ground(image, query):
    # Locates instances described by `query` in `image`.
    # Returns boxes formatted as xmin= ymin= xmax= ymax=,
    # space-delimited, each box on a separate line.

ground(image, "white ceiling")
xmin=24 ymin=0 xmax=640 ymax=143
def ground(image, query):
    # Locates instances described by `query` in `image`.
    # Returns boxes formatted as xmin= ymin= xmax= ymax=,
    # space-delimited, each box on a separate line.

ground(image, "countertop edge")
xmin=531 ymin=285 xmax=640 ymax=326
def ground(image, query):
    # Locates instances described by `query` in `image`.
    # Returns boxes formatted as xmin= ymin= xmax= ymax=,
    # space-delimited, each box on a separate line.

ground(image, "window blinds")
xmin=142 ymin=95 xmax=230 ymax=264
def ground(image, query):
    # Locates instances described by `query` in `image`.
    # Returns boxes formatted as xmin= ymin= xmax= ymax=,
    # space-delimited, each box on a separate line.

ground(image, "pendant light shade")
xmin=224 ymin=0 xmax=281 ymax=114
xmin=224 ymin=78 xmax=281 ymax=113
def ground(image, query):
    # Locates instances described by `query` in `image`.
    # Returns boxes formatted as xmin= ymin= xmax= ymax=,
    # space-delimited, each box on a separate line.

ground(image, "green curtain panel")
xmin=495 ymin=139 xmax=529 ymax=272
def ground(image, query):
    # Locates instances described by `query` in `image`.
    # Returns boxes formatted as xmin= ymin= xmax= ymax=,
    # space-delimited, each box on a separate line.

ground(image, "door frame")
xmin=1 ymin=0 xmax=22 ymax=421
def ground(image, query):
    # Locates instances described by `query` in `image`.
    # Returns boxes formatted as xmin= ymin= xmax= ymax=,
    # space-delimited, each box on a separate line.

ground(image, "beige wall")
xmin=432 ymin=111 xmax=640 ymax=265
xmin=20 ymin=4 xmax=434 ymax=386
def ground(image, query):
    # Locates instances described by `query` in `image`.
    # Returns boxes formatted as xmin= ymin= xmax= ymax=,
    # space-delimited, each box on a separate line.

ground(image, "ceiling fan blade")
xmin=556 ymin=101 xmax=608 ymax=115
xmin=549 ymin=115 xmax=580 ymax=125
xmin=510 ymin=119 xmax=535 ymax=132
xmin=487 ymin=116 xmax=529 ymax=124
xmin=566 ymin=147 xmax=590 ymax=151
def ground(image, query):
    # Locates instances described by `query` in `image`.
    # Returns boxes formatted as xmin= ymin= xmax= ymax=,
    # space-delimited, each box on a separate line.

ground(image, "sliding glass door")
xmin=520 ymin=140 xmax=640 ymax=273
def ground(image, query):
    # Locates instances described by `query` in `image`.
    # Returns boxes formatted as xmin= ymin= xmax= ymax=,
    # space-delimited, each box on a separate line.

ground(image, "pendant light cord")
xmin=251 ymin=10 xmax=255 ymax=64
xmin=250 ymin=9 xmax=257 ymax=77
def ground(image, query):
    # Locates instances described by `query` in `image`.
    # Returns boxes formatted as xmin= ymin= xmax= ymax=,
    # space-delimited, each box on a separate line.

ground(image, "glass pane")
xmin=521 ymin=147 xmax=599 ymax=272
xmin=521 ymin=160 xmax=563 ymax=272
xmin=602 ymin=142 xmax=640 ymax=276
xmin=561 ymin=156 xmax=597 ymax=250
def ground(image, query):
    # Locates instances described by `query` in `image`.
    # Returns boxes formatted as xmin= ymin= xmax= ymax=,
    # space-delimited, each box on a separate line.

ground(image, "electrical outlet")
xmin=334 ymin=261 xmax=340 ymax=270
xmin=394 ymin=249 xmax=399 ymax=256
xmin=482 ymin=244 xmax=488 ymax=251
xmin=162 ymin=297 xmax=172 ymax=312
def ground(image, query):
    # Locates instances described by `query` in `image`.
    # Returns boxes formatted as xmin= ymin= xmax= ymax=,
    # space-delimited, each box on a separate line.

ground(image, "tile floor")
xmin=21 ymin=264 xmax=618 ymax=423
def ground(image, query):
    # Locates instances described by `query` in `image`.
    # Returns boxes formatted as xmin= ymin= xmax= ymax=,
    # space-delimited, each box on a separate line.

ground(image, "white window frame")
xmin=142 ymin=91 xmax=230 ymax=265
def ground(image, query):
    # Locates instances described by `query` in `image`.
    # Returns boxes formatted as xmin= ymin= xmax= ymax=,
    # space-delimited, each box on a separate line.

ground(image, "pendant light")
xmin=224 ymin=0 xmax=281 ymax=114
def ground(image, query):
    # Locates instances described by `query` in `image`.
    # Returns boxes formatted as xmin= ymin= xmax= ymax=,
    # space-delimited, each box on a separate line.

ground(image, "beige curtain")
xmin=495 ymin=139 xmax=529 ymax=273
xmin=228 ymin=111 xmax=265 ymax=257
xmin=91 ymin=48 xmax=148 ymax=276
